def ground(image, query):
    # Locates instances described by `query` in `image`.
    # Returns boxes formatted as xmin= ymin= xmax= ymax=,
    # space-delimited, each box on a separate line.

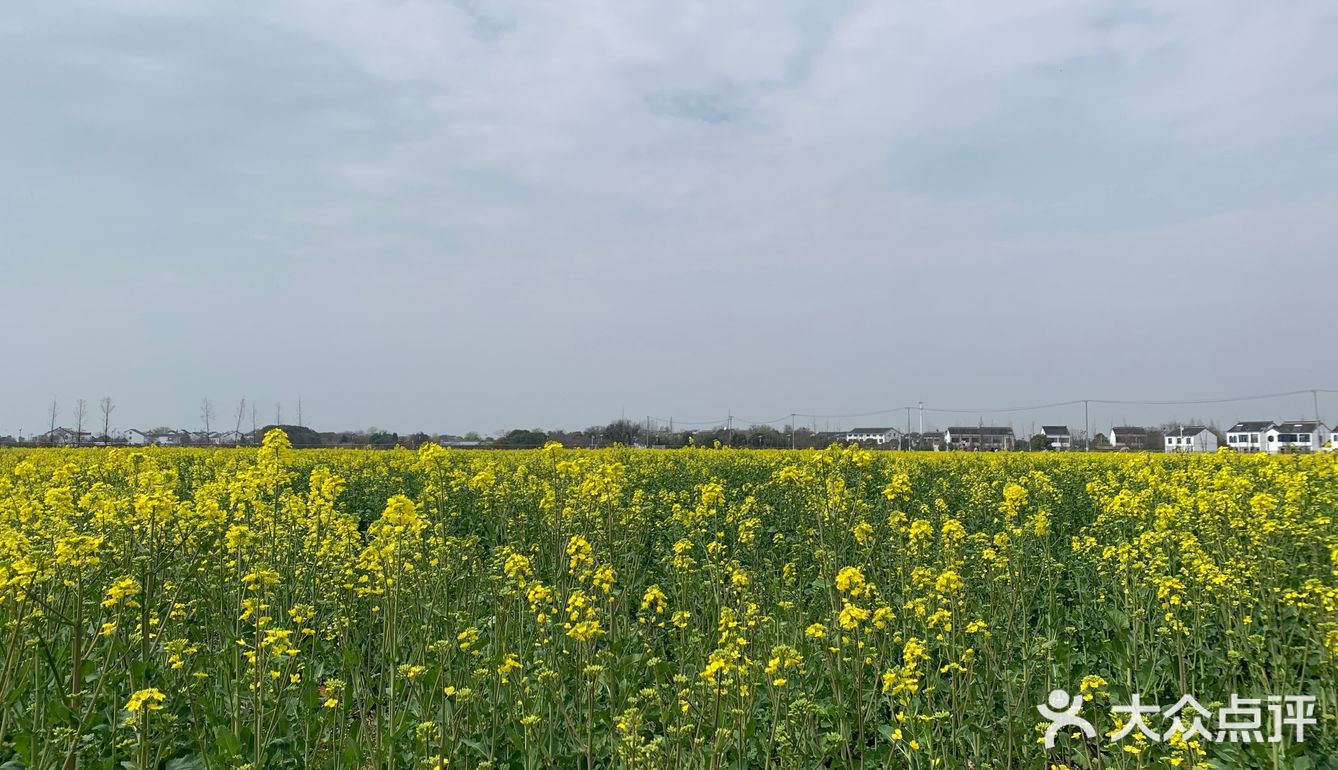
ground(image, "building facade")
xmin=943 ymin=426 xmax=1016 ymax=451
xmin=1108 ymin=426 xmax=1149 ymax=451
xmin=1264 ymin=421 xmax=1332 ymax=454
xmin=1225 ymin=421 xmax=1273 ymax=453
xmin=845 ymin=427 xmax=902 ymax=445
xmin=1041 ymin=425 xmax=1072 ymax=451
xmin=1164 ymin=426 xmax=1218 ymax=453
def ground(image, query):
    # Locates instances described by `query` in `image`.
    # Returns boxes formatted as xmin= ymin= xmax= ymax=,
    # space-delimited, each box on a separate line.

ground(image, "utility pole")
xmin=790 ymin=413 xmax=796 ymax=449
xmin=297 ymin=397 xmax=303 ymax=428
xmin=727 ymin=414 xmax=733 ymax=447
xmin=905 ymin=406 xmax=911 ymax=449
xmin=1313 ymin=389 xmax=1322 ymax=425
xmin=47 ymin=396 xmax=59 ymax=443
xmin=918 ymin=401 xmax=924 ymax=435
xmin=1084 ymin=399 xmax=1090 ymax=452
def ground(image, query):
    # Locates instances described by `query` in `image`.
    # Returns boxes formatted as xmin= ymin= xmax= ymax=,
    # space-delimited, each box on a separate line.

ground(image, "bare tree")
xmin=200 ymin=398 xmax=215 ymax=441
xmin=233 ymin=397 xmax=247 ymax=442
xmin=47 ymin=396 xmax=59 ymax=444
xmin=100 ymin=397 xmax=115 ymax=445
xmin=74 ymin=399 xmax=88 ymax=446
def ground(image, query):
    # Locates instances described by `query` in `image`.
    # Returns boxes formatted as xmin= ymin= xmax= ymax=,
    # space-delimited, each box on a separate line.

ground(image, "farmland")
xmin=1 ymin=432 xmax=1335 ymax=769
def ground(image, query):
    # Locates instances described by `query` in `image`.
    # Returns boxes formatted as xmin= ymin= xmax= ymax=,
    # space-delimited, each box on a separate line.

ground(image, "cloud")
xmin=1 ymin=0 xmax=1336 ymax=433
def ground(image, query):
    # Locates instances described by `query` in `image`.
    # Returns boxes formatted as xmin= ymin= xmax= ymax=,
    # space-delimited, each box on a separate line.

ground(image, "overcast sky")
xmin=3 ymin=0 xmax=1337 ymax=437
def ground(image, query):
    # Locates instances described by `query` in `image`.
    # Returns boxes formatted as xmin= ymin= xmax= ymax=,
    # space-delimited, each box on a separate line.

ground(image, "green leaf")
xmin=164 ymin=756 xmax=204 ymax=770
xmin=213 ymin=725 xmax=241 ymax=755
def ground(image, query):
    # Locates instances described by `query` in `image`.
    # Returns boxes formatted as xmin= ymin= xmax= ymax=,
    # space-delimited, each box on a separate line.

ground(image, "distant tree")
xmin=368 ymin=431 xmax=399 ymax=448
xmin=261 ymin=424 xmax=322 ymax=447
xmin=74 ymin=399 xmax=88 ymax=446
xmin=498 ymin=428 xmax=547 ymax=448
xmin=740 ymin=425 xmax=785 ymax=448
xmin=463 ymin=431 xmax=482 ymax=442
xmin=790 ymin=426 xmax=818 ymax=449
xmin=1092 ymin=432 xmax=1110 ymax=449
xmin=1145 ymin=429 xmax=1164 ymax=452
xmin=601 ymin=420 xmax=641 ymax=446
xmin=200 ymin=397 xmax=215 ymax=437
xmin=546 ymin=430 xmax=590 ymax=448
xmin=1029 ymin=433 xmax=1048 ymax=451
xmin=100 ymin=397 xmax=115 ymax=445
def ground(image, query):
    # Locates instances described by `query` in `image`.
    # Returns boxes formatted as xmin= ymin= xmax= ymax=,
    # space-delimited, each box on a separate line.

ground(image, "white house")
xmin=1041 ymin=425 xmax=1072 ymax=451
xmin=1225 ymin=421 xmax=1273 ymax=453
xmin=1264 ymin=421 xmax=1331 ymax=454
xmin=943 ymin=426 xmax=1015 ymax=451
xmin=845 ymin=427 xmax=902 ymax=446
xmin=126 ymin=429 xmax=183 ymax=446
xmin=1108 ymin=426 xmax=1150 ymax=451
xmin=1164 ymin=426 xmax=1217 ymax=453
xmin=38 ymin=427 xmax=92 ymax=446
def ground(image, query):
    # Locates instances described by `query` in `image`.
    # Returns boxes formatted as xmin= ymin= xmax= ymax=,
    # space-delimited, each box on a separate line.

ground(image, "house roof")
xmin=847 ymin=427 xmax=897 ymax=434
xmin=129 ymin=429 xmax=181 ymax=438
xmin=946 ymin=426 xmax=1014 ymax=436
xmin=1227 ymin=421 xmax=1274 ymax=433
xmin=1166 ymin=426 xmax=1209 ymax=437
xmin=1041 ymin=425 xmax=1070 ymax=436
xmin=1271 ymin=421 xmax=1324 ymax=432
xmin=1110 ymin=426 xmax=1147 ymax=433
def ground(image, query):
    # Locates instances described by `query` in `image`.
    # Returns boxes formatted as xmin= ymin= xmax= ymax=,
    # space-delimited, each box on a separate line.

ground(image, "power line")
xmin=921 ymin=399 xmax=1087 ymax=414
xmin=795 ymin=406 xmax=911 ymax=420
xmin=1091 ymin=389 xmax=1335 ymax=406
xmin=729 ymin=414 xmax=794 ymax=426
xmin=640 ymin=388 xmax=1336 ymax=429
xmin=647 ymin=415 xmax=730 ymax=427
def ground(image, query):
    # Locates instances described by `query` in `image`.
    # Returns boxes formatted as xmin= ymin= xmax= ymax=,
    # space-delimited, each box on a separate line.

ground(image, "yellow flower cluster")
xmin=0 ymin=434 xmax=1333 ymax=767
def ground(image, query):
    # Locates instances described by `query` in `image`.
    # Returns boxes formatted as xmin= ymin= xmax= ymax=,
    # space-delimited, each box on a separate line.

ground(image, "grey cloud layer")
xmin=2 ymin=0 xmax=1336 ymax=434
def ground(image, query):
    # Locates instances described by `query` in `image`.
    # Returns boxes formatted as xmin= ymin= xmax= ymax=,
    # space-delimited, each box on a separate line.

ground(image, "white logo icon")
xmin=1038 ymin=689 xmax=1097 ymax=748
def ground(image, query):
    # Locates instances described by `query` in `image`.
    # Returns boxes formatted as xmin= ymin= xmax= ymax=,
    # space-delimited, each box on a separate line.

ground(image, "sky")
xmin=3 ymin=0 xmax=1337 ymax=437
